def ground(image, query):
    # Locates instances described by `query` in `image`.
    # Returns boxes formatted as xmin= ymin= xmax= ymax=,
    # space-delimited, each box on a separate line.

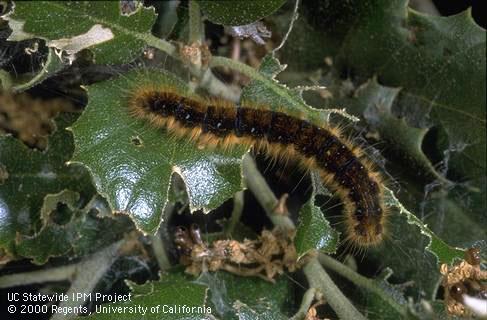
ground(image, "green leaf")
xmin=272 ymin=8 xmax=330 ymax=72
xmin=151 ymin=1 xmax=180 ymax=39
xmin=87 ymin=271 xmax=211 ymax=320
xmin=343 ymin=7 xmax=485 ymax=185
xmin=0 ymin=40 xmax=65 ymax=92
xmin=71 ymin=69 xmax=246 ymax=234
xmin=421 ymin=189 xmax=487 ymax=246
xmin=311 ymin=79 xmax=478 ymax=267
xmin=328 ymin=79 xmax=487 ymax=246
xmin=240 ymin=55 xmax=348 ymax=259
xmin=366 ymin=213 xmax=441 ymax=299
xmin=240 ymin=54 xmax=336 ymax=124
xmin=4 ymin=1 xmax=157 ymax=64
xmin=384 ymin=188 xmax=464 ymax=265
xmin=320 ymin=254 xmax=411 ymax=319
xmin=280 ymin=3 xmax=486 ymax=239
xmin=295 ymin=196 xmax=339 ymax=258
xmin=88 ymin=268 xmax=293 ymax=320
xmin=0 ymin=114 xmax=97 ymax=262
xmin=233 ymin=303 xmax=287 ymax=320
xmin=15 ymin=190 xmax=80 ymax=263
xmin=197 ymin=271 xmax=293 ymax=319
xmin=233 ymin=54 xmax=359 ymax=131
xmin=358 ymin=79 xmax=448 ymax=183
xmin=11 ymin=47 xmax=65 ymax=92
xmin=15 ymin=190 xmax=132 ymax=264
xmin=300 ymin=0 xmax=485 ymax=189
xmin=275 ymin=0 xmax=484 ymax=293
xmin=360 ymin=274 xmax=410 ymax=320
xmin=253 ymin=54 xmax=286 ymax=78
xmin=315 ymin=77 xmax=475 ymax=265
xmin=198 ymin=0 xmax=286 ymax=26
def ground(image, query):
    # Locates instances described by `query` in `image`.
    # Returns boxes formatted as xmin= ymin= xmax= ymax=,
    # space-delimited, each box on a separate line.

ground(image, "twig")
xmin=0 ymin=69 xmax=13 ymax=90
xmin=209 ymin=55 xmax=303 ymax=106
xmin=224 ymin=191 xmax=245 ymax=236
xmin=210 ymin=55 xmax=268 ymax=84
xmin=51 ymin=240 xmax=124 ymax=320
xmin=303 ymin=258 xmax=366 ymax=320
xmin=0 ymin=265 xmax=76 ymax=288
xmin=150 ymin=202 xmax=175 ymax=271
xmin=409 ymin=0 xmax=440 ymax=15
xmin=241 ymin=153 xmax=364 ymax=319
xmin=150 ymin=231 xmax=171 ymax=271
xmin=133 ymin=34 xmax=177 ymax=57
xmin=188 ymin=1 xmax=203 ymax=44
xmin=242 ymin=154 xmax=294 ymax=230
xmin=318 ymin=253 xmax=408 ymax=317
xmin=129 ymin=33 xmax=241 ymax=101
xmin=199 ymin=67 xmax=241 ymax=102
xmin=273 ymin=0 xmax=300 ymax=54
xmin=289 ymin=287 xmax=317 ymax=320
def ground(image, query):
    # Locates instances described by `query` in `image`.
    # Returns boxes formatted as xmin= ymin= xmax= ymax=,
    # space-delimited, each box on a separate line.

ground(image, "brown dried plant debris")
xmin=0 ymin=91 xmax=73 ymax=149
xmin=305 ymin=298 xmax=328 ymax=320
xmin=174 ymin=225 xmax=306 ymax=282
xmin=440 ymin=248 xmax=487 ymax=317
xmin=274 ymin=193 xmax=289 ymax=216
xmin=179 ymin=42 xmax=211 ymax=67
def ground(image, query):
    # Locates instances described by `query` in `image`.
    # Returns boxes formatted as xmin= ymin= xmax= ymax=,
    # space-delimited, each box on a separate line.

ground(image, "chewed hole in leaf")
xmin=120 ymin=0 xmax=141 ymax=16
xmin=71 ymin=69 xmax=245 ymax=233
xmin=130 ymin=135 xmax=143 ymax=147
xmin=421 ymin=125 xmax=449 ymax=172
xmin=50 ymin=203 xmax=73 ymax=225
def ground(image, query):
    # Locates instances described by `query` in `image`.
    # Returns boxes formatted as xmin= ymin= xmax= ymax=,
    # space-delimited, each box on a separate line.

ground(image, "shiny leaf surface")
xmin=71 ymin=69 xmax=246 ymax=234
xmin=198 ymin=0 xmax=286 ymax=26
xmin=4 ymin=1 xmax=156 ymax=64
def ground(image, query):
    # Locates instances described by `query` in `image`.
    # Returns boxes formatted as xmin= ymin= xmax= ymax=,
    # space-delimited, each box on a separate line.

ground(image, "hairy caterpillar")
xmin=128 ymin=85 xmax=387 ymax=247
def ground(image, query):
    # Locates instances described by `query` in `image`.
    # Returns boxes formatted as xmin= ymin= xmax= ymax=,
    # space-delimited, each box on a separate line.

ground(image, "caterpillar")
xmin=128 ymin=85 xmax=387 ymax=247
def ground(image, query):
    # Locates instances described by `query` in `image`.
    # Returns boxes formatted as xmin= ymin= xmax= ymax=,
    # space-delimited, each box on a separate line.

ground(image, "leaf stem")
xmin=242 ymin=154 xmax=365 ymax=319
xmin=144 ymin=34 xmax=240 ymax=101
xmin=199 ymin=68 xmax=241 ymax=102
xmin=209 ymin=55 xmax=317 ymax=118
xmin=188 ymin=1 xmax=203 ymax=44
xmin=318 ymin=253 xmax=408 ymax=317
xmin=150 ymin=201 xmax=175 ymax=271
xmin=384 ymin=187 xmax=464 ymax=264
xmin=224 ymin=191 xmax=245 ymax=236
xmin=143 ymin=34 xmax=177 ymax=56
xmin=289 ymin=287 xmax=317 ymax=320
xmin=210 ymin=55 xmax=269 ymax=83
xmin=51 ymin=240 xmax=123 ymax=320
xmin=242 ymin=154 xmax=294 ymax=230
xmin=303 ymin=258 xmax=366 ymax=320
xmin=150 ymin=231 xmax=172 ymax=271
xmin=0 ymin=265 xmax=76 ymax=288
xmin=0 ymin=69 xmax=12 ymax=90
